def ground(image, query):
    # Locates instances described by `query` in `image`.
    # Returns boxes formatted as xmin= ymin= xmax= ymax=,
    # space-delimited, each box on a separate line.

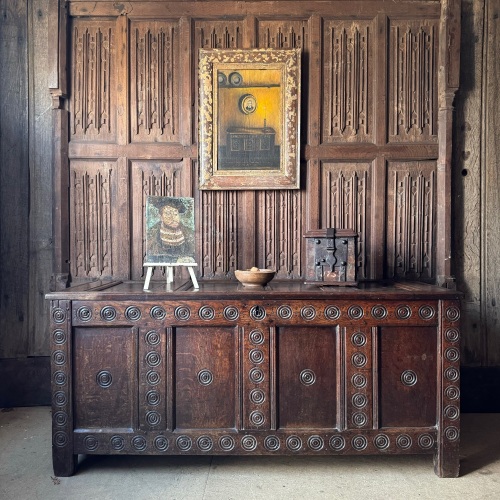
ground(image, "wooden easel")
xmin=143 ymin=262 xmax=199 ymax=290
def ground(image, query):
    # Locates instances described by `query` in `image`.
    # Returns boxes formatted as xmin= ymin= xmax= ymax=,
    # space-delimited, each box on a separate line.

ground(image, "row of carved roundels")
xmin=71 ymin=304 xmax=460 ymax=324
xmin=65 ymin=432 xmax=444 ymax=453
xmin=247 ymin=328 xmax=267 ymax=427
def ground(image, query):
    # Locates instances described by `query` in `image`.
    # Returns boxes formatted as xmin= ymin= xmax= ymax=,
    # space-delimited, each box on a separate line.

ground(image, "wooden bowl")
xmin=235 ymin=268 xmax=276 ymax=288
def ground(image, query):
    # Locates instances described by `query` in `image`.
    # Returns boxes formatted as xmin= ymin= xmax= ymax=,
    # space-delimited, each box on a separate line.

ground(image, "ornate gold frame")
xmin=199 ymin=48 xmax=301 ymax=190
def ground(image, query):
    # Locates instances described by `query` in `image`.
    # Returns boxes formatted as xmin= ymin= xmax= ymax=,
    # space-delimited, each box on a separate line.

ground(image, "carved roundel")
xmin=352 ymin=393 xmax=368 ymax=409
xmin=329 ymin=435 xmax=346 ymax=451
xmin=76 ymin=306 xmax=92 ymax=322
xmin=301 ymin=306 xmax=317 ymax=321
xmin=352 ymin=412 xmax=367 ymax=427
xmin=418 ymin=434 xmax=434 ymax=450
xmin=445 ymin=386 xmax=460 ymax=400
xmin=418 ymin=305 xmax=435 ymax=320
xmin=286 ymin=435 xmax=302 ymax=452
xmin=84 ymin=435 xmax=99 ymax=451
xmin=199 ymin=305 xmax=215 ymax=320
xmin=396 ymin=434 xmax=412 ymax=450
xmin=351 ymin=352 xmax=367 ymax=368
xmin=53 ymin=391 xmax=67 ymax=406
xmin=125 ymin=306 xmax=141 ymax=321
xmin=146 ymin=370 xmax=161 ymax=385
xmin=146 ymin=390 xmax=161 ymax=406
xmin=299 ymin=369 xmax=316 ymax=386
xmin=395 ymin=305 xmax=412 ymax=320
xmin=401 ymin=370 xmax=418 ymax=387
xmin=219 ymin=435 xmax=236 ymax=451
xmin=197 ymin=436 xmax=214 ymax=452
xmin=53 ymin=431 xmax=68 ymax=448
xmin=444 ymin=405 xmax=460 ymax=421
xmin=351 ymin=435 xmax=368 ymax=451
xmin=145 ymin=330 xmax=161 ymax=346
xmin=249 ymin=410 xmax=265 ymax=426
xmin=445 ymin=347 xmax=460 ymax=363
xmin=146 ymin=351 xmax=162 ymax=367
xmin=374 ymin=434 xmax=390 ymax=450
xmin=53 ymin=371 xmax=67 ymax=386
xmin=223 ymin=305 xmax=240 ymax=321
xmin=174 ymin=306 xmax=191 ymax=321
xmin=444 ymin=426 xmax=460 ymax=442
xmin=52 ymin=307 xmax=66 ymax=324
xmin=241 ymin=435 xmax=258 ymax=451
xmin=132 ymin=435 xmax=147 ymax=451
xmin=445 ymin=328 xmax=460 ymax=343
xmin=249 ymin=367 xmax=265 ymax=384
xmin=111 ymin=435 xmax=125 ymax=451
xmin=154 ymin=436 xmax=169 ymax=452
xmin=351 ymin=332 xmax=366 ymax=347
xmin=371 ymin=305 xmax=388 ymax=320
xmin=324 ymin=305 xmax=341 ymax=320
xmin=150 ymin=306 xmax=167 ymax=320
xmin=250 ymin=305 xmax=266 ymax=321
xmin=446 ymin=306 xmax=461 ymax=322
xmin=96 ymin=370 xmax=113 ymax=388
xmin=53 ymin=329 xmax=67 ymax=345
xmin=307 ymin=435 xmax=324 ymax=451
xmin=53 ymin=411 xmax=68 ymax=427
xmin=100 ymin=306 xmax=117 ymax=322
xmin=52 ymin=350 xmax=66 ymax=366
xmin=264 ymin=435 xmax=280 ymax=451
xmin=249 ymin=329 xmax=265 ymax=345
xmin=145 ymin=411 xmax=161 ymax=426
xmin=348 ymin=305 xmax=364 ymax=320
xmin=198 ymin=369 xmax=213 ymax=386
xmin=277 ymin=305 xmax=293 ymax=320
xmin=444 ymin=367 xmax=459 ymax=382
xmin=176 ymin=435 xmax=192 ymax=451
xmin=352 ymin=373 xmax=367 ymax=389
xmin=249 ymin=348 xmax=264 ymax=364
xmin=249 ymin=388 xmax=266 ymax=405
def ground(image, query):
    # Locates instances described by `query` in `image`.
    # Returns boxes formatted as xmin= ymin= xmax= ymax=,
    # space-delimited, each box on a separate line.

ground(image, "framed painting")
xmin=199 ymin=48 xmax=301 ymax=190
xmin=145 ymin=196 xmax=195 ymax=264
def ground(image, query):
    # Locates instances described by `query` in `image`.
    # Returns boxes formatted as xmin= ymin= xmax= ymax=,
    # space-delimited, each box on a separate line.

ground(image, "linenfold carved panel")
xmin=257 ymin=190 xmax=302 ymax=279
xmin=201 ymin=191 xmax=238 ymax=278
xmin=322 ymin=20 xmax=373 ymax=143
xmin=386 ymin=161 xmax=436 ymax=281
xmin=130 ymin=161 xmax=186 ymax=280
xmin=320 ymin=162 xmax=370 ymax=279
xmin=195 ymin=20 xmax=243 ymax=50
xmin=257 ymin=20 xmax=308 ymax=49
xmin=71 ymin=20 xmax=115 ymax=141
xmin=130 ymin=20 xmax=179 ymax=143
xmin=389 ymin=20 xmax=438 ymax=142
xmin=70 ymin=161 xmax=114 ymax=279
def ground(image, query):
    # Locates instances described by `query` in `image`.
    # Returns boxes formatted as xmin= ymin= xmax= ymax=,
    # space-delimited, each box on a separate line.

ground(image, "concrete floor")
xmin=0 ymin=408 xmax=499 ymax=500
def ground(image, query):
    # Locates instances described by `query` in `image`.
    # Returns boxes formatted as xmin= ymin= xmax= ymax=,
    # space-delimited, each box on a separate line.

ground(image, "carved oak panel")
xmin=257 ymin=19 xmax=308 ymax=49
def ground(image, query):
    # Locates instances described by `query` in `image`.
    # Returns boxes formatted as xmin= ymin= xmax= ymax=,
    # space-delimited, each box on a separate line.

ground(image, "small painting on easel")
xmin=145 ymin=196 xmax=195 ymax=264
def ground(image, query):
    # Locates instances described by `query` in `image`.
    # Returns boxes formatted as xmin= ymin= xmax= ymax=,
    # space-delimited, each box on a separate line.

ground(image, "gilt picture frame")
xmin=199 ymin=48 xmax=301 ymax=190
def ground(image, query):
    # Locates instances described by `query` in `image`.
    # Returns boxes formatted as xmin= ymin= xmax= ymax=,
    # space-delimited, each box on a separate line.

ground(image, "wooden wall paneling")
xmin=386 ymin=161 xmax=437 ymax=282
xmin=388 ymin=17 xmax=439 ymax=144
xmin=320 ymin=161 xmax=371 ymax=281
xmin=130 ymin=160 xmax=188 ymax=280
xmin=453 ymin=0 xmax=484 ymax=365
xmin=483 ymin=0 xmax=500 ymax=365
xmin=0 ymin=0 xmax=29 ymax=358
xmin=28 ymin=0 xmax=55 ymax=355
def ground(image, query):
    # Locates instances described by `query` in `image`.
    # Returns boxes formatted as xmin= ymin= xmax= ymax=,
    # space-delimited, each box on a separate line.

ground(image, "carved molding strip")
xmin=389 ymin=20 xmax=437 ymax=142
xmin=131 ymin=21 xmax=179 ymax=142
xmin=323 ymin=20 xmax=372 ymax=143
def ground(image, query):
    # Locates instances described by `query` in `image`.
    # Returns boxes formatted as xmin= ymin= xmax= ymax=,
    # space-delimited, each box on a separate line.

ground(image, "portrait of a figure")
xmin=145 ymin=196 xmax=195 ymax=264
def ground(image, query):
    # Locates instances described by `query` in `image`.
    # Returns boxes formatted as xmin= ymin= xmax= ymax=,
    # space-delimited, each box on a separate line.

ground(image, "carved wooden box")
xmin=304 ymin=229 xmax=358 ymax=286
